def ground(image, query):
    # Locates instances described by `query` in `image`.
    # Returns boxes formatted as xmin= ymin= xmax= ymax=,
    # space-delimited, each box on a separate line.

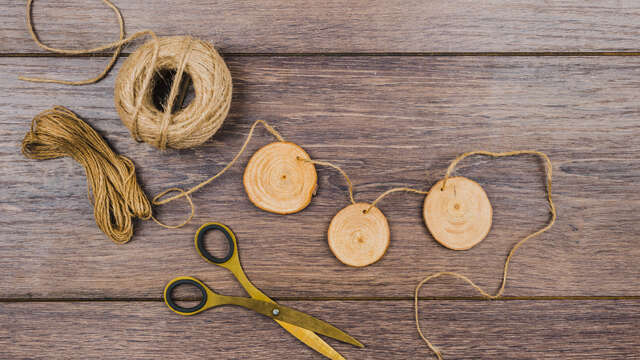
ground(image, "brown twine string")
xmin=152 ymin=120 xmax=285 ymax=215
xmin=157 ymin=38 xmax=193 ymax=149
xmin=414 ymin=150 xmax=556 ymax=360
xmin=22 ymin=106 xmax=148 ymax=243
xmin=20 ymin=0 xmax=155 ymax=85
xmin=367 ymin=187 xmax=429 ymax=213
xmin=298 ymin=158 xmax=428 ymax=213
xmin=115 ymin=35 xmax=232 ymax=149
xmin=21 ymin=106 xmax=197 ymax=241
xmin=20 ymin=0 xmax=232 ymax=150
xmin=299 ymin=159 xmax=357 ymax=205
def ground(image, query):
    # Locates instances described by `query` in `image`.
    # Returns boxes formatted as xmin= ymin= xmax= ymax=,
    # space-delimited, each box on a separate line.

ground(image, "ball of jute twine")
xmin=115 ymin=36 xmax=232 ymax=150
xmin=20 ymin=0 xmax=232 ymax=150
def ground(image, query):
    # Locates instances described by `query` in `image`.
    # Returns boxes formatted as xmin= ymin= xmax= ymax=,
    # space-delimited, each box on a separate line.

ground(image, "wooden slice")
xmin=243 ymin=142 xmax=317 ymax=214
xmin=328 ymin=203 xmax=390 ymax=267
xmin=423 ymin=176 xmax=493 ymax=250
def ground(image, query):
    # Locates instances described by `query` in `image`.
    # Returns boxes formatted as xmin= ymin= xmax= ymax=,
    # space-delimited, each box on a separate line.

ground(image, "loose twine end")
xmin=21 ymin=0 xmax=153 ymax=86
xmin=415 ymin=150 xmax=556 ymax=359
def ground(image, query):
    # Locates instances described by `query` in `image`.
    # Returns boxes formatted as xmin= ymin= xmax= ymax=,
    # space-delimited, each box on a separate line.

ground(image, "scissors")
xmin=163 ymin=222 xmax=363 ymax=359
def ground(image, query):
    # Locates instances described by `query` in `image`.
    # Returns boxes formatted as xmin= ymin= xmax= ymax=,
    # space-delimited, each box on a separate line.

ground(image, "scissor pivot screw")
xmin=272 ymin=308 xmax=280 ymax=316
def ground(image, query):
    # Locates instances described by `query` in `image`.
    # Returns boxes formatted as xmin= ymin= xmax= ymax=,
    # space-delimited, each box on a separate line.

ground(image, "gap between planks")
xmin=2 ymin=296 xmax=640 ymax=303
xmin=4 ymin=51 xmax=640 ymax=58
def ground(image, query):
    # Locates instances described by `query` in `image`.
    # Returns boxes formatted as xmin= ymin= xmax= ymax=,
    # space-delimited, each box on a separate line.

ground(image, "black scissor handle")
xmin=195 ymin=223 xmax=237 ymax=264
xmin=164 ymin=277 xmax=208 ymax=315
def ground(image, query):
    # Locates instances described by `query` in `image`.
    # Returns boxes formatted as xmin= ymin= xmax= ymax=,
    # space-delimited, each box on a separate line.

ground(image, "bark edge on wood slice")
xmin=243 ymin=141 xmax=317 ymax=214
xmin=423 ymin=176 xmax=493 ymax=250
xmin=328 ymin=203 xmax=390 ymax=267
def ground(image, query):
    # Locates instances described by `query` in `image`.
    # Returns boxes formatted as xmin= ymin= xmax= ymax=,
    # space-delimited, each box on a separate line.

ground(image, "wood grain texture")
xmin=1 ymin=56 xmax=639 ymax=299
xmin=243 ymin=141 xmax=318 ymax=214
xmin=1 ymin=299 xmax=639 ymax=359
xmin=328 ymin=203 xmax=391 ymax=267
xmin=3 ymin=0 xmax=640 ymax=54
xmin=424 ymin=176 xmax=494 ymax=251
xmin=2 ymin=2 xmax=639 ymax=357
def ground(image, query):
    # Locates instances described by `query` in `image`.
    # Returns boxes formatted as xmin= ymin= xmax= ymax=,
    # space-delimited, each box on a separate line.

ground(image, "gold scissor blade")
xmin=225 ymin=295 xmax=364 ymax=349
xmin=274 ymin=303 xmax=364 ymax=348
xmin=275 ymin=320 xmax=347 ymax=360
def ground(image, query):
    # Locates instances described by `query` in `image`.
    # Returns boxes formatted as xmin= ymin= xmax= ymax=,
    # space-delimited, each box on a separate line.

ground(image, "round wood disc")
xmin=243 ymin=142 xmax=317 ymax=214
xmin=423 ymin=176 xmax=493 ymax=250
xmin=328 ymin=203 xmax=390 ymax=267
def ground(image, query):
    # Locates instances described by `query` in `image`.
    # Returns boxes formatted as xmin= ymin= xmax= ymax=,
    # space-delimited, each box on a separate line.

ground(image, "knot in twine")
xmin=22 ymin=106 xmax=152 ymax=244
xmin=20 ymin=0 xmax=232 ymax=150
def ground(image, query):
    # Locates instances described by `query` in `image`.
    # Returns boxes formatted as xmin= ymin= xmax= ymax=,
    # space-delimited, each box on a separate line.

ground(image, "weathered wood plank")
xmin=1 ymin=299 xmax=638 ymax=359
xmin=1 ymin=56 xmax=639 ymax=298
xmin=3 ymin=0 xmax=640 ymax=54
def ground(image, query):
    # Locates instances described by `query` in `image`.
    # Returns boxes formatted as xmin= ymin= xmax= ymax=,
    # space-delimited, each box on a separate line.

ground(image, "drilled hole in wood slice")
xmin=328 ymin=203 xmax=390 ymax=267
xmin=423 ymin=176 xmax=493 ymax=250
xmin=243 ymin=142 xmax=317 ymax=214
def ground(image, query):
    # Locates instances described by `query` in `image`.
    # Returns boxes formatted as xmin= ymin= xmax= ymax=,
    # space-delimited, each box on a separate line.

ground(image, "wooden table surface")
xmin=2 ymin=1 xmax=640 ymax=359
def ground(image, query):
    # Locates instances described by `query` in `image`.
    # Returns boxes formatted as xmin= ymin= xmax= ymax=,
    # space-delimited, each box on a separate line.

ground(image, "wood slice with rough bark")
xmin=243 ymin=141 xmax=317 ymax=214
xmin=327 ymin=203 xmax=390 ymax=267
xmin=423 ymin=176 xmax=493 ymax=250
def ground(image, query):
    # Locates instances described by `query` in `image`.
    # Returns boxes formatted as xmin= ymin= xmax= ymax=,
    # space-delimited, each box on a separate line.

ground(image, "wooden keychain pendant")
xmin=328 ymin=203 xmax=390 ymax=267
xmin=243 ymin=142 xmax=317 ymax=214
xmin=423 ymin=176 xmax=492 ymax=250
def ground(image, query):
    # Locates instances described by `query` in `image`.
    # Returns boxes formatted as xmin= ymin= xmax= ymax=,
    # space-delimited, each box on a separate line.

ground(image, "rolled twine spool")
xmin=114 ymin=36 xmax=232 ymax=150
xmin=21 ymin=0 xmax=232 ymax=150
xmin=21 ymin=106 xmax=152 ymax=244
